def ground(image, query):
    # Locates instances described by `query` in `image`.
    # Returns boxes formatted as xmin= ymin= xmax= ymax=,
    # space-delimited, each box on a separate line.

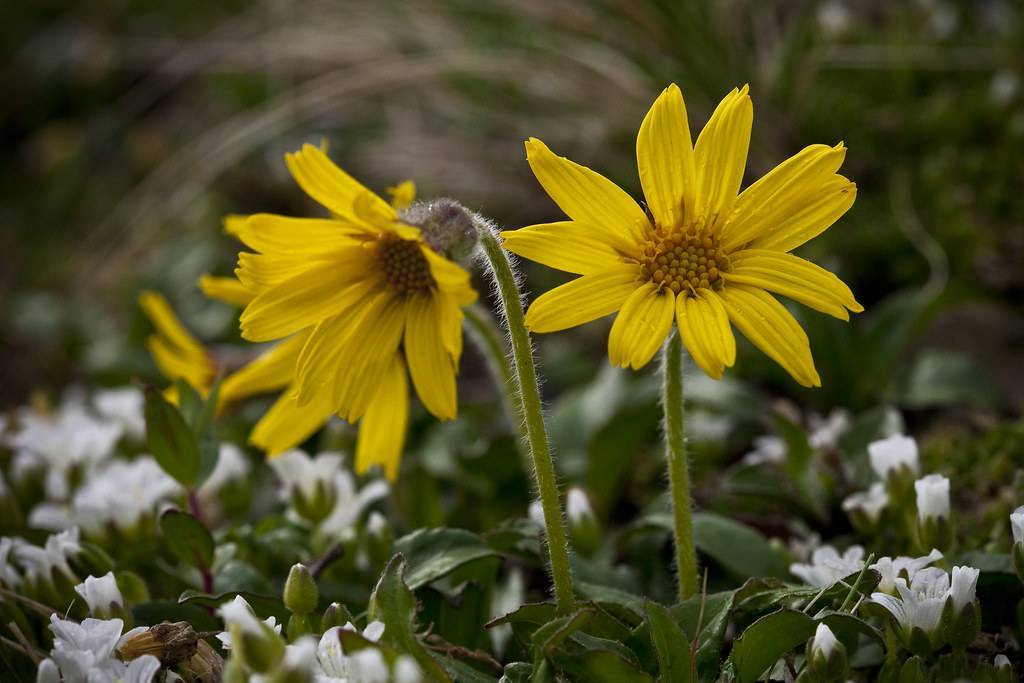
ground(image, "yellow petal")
xmin=355 ymin=354 xmax=408 ymax=481
xmin=251 ymin=383 xmax=335 ymax=457
xmin=676 ymin=289 xmax=736 ymax=379
xmin=524 ymin=264 xmax=642 ymax=333
xmin=422 ymin=247 xmax=477 ymax=304
xmin=404 ymin=293 xmax=457 ymax=420
xmin=198 ymin=275 xmax=253 ymax=307
xmin=747 ymin=176 xmax=856 ymax=253
xmin=607 ymin=283 xmax=675 ymax=370
xmin=500 ymin=222 xmax=629 ymax=274
xmin=719 ymin=284 xmax=820 ymax=387
xmin=721 ymin=143 xmax=850 ymax=251
xmin=239 ymin=249 xmax=376 ymax=342
xmin=285 ymin=143 xmax=396 ymax=224
xmin=693 ymin=85 xmax=753 ymax=230
xmin=637 ymin=83 xmax=696 ymax=230
xmin=146 ymin=337 xmax=210 ymax=390
xmin=233 ymin=214 xmax=366 ymax=255
xmin=386 ymin=180 xmax=416 ymax=210
xmin=437 ymin=292 xmax=464 ymax=362
xmin=138 ymin=291 xmax=205 ymax=361
xmin=723 ymin=249 xmax=863 ymax=320
xmin=524 ymin=137 xmax=647 ymax=253
xmin=235 ymin=251 xmax=324 ymax=294
xmin=222 ymin=214 xmax=247 ymax=237
xmin=218 ymin=330 xmax=310 ymax=406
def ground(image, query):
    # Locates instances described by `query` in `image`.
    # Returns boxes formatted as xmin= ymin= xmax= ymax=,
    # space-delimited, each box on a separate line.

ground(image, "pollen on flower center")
xmin=638 ymin=228 xmax=726 ymax=295
xmin=377 ymin=233 xmax=435 ymax=294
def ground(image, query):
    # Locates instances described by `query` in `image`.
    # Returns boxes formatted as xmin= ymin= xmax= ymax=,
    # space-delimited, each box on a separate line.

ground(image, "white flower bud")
xmin=868 ymin=434 xmax=918 ymax=479
xmin=394 ymin=655 xmax=423 ymax=683
xmin=1010 ymin=506 xmax=1024 ymax=544
xmin=810 ymin=622 xmax=839 ymax=658
xmin=949 ymin=565 xmax=979 ymax=612
xmin=914 ymin=474 xmax=950 ymax=522
xmin=74 ymin=572 xmax=124 ymax=618
xmin=995 ymin=654 xmax=1011 ymax=669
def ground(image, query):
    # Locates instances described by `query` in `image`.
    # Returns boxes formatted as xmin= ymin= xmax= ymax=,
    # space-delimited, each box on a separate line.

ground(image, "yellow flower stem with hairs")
xmin=662 ymin=332 xmax=697 ymax=599
xmin=476 ymin=224 xmax=575 ymax=615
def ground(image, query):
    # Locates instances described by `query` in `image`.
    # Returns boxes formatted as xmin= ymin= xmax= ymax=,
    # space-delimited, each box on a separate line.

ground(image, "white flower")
xmin=790 ymin=545 xmax=866 ymax=587
xmin=1010 ymin=506 xmax=1024 ymax=544
xmin=0 ymin=537 xmax=23 ymax=588
xmin=67 ymin=457 xmax=181 ymax=535
xmin=870 ymin=549 xmax=943 ymax=594
xmin=995 ymin=654 xmax=1011 ymax=670
xmin=93 ymin=387 xmax=146 ymax=442
xmin=808 ymin=410 xmax=850 ymax=451
xmin=742 ymin=436 xmax=786 ymax=466
xmin=318 ymin=473 xmax=389 ymax=543
xmin=871 ymin=567 xmax=949 ymax=636
xmin=842 ymin=482 xmax=889 ymax=523
xmin=317 ymin=622 xmax=388 ymax=681
xmin=198 ymin=443 xmax=250 ymax=500
xmin=810 ymin=622 xmax=840 ymax=659
xmin=280 ymin=636 xmax=319 ymax=677
xmin=527 ymin=500 xmax=545 ymax=528
xmin=43 ymin=614 xmax=159 ymax=683
xmin=346 ymin=649 xmax=389 ymax=683
xmin=75 ymin=572 xmax=124 ymax=617
xmin=13 ymin=528 xmax=82 ymax=585
xmin=868 ymin=434 xmax=918 ymax=480
xmin=270 ymin=449 xmax=343 ymax=503
xmin=216 ymin=596 xmax=281 ymax=648
xmin=949 ymin=565 xmax=979 ymax=612
xmin=566 ymin=487 xmax=594 ymax=526
xmin=393 ymin=656 xmax=422 ymax=683
xmin=914 ymin=474 xmax=950 ymax=522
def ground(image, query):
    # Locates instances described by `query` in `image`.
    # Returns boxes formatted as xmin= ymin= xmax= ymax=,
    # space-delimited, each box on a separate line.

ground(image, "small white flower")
xmin=75 ymin=572 xmax=124 ymax=617
xmin=1010 ymin=506 xmax=1024 ymax=544
xmin=808 ymin=410 xmax=849 ymax=451
xmin=565 ymin=487 xmax=595 ymax=526
xmin=0 ymin=537 xmax=23 ymax=588
xmin=47 ymin=614 xmax=128 ymax=680
xmin=198 ymin=443 xmax=250 ymax=500
xmin=366 ymin=511 xmax=388 ymax=537
xmin=949 ymin=565 xmax=979 ymax=612
xmin=14 ymin=528 xmax=82 ymax=585
xmin=868 ymin=434 xmax=918 ymax=480
xmin=842 ymin=482 xmax=889 ymax=523
xmin=742 ymin=436 xmax=786 ymax=466
xmin=790 ymin=545 xmax=866 ymax=587
xmin=280 ymin=636 xmax=319 ymax=677
xmin=871 ymin=567 xmax=950 ymax=636
xmin=527 ymin=500 xmax=545 ymax=528
xmin=870 ymin=549 xmax=943 ymax=594
xmin=914 ymin=474 xmax=950 ymax=522
xmin=66 ymin=457 xmax=182 ymax=536
xmin=216 ymin=596 xmax=281 ymax=648
xmin=810 ymin=622 xmax=840 ymax=659
xmin=347 ymin=648 xmax=389 ymax=683
xmin=317 ymin=622 xmax=388 ymax=681
xmin=995 ymin=654 xmax=1011 ymax=669
xmin=319 ymin=473 xmax=389 ymax=543
xmin=270 ymin=449 xmax=343 ymax=504
xmin=393 ymin=655 xmax=422 ymax=683
xmin=93 ymin=387 xmax=146 ymax=442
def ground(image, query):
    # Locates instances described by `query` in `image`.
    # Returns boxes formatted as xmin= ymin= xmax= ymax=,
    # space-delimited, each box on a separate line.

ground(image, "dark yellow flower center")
xmin=378 ymin=233 xmax=435 ymax=294
xmin=639 ymin=228 xmax=725 ymax=295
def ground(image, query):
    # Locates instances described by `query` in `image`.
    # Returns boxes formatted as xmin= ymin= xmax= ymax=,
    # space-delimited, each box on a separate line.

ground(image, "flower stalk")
xmin=475 ymin=221 xmax=575 ymax=614
xmin=662 ymin=332 xmax=699 ymax=601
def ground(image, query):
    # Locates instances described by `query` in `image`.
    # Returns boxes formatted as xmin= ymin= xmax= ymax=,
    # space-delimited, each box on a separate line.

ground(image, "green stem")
xmin=463 ymin=304 xmax=527 ymax=452
xmin=475 ymin=224 xmax=575 ymax=614
xmin=662 ymin=332 xmax=698 ymax=601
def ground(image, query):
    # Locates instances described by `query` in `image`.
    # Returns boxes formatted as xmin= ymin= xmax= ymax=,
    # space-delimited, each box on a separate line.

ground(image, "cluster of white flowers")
xmin=0 ymin=528 xmax=82 ymax=590
xmin=742 ymin=409 xmax=850 ymax=466
xmin=790 ymin=543 xmax=944 ymax=591
xmin=271 ymin=450 xmax=389 ymax=541
xmin=870 ymin=565 xmax=979 ymax=637
xmin=37 ymin=614 xmax=158 ymax=683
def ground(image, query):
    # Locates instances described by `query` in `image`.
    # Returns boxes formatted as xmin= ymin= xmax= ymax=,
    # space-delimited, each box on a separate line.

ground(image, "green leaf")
xmin=902 ymin=349 xmax=1000 ymax=410
xmin=574 ymin=581 xmax=645 ymax=624
xmin=368 ymin=555 xmax=451 ymax=682
xmin=160 ymin=509 xmax=214 ymax=570
xmin=645 ymin=600 xmax=692 ymax=683
xmin=499 ymin=662 xmax=532 ymax=683
xmin=177 ymin=590 xmax=288 ymax=622
xmin=438 ymin=656 xmax=500 ymax=683
xmin=728 ymin=608 xmax=816 ymax=683
xmin=395 ymin=528 xmax=500 ymax=591
xmin=692 ymin=512 xmax=788 ymax=579
xmin=144 ymin=386 xmax=200 ymax=487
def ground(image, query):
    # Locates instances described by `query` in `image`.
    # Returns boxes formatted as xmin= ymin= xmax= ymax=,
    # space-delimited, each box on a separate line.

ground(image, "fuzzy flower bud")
xmin=399 ymin=198 xmax=479 ymax=265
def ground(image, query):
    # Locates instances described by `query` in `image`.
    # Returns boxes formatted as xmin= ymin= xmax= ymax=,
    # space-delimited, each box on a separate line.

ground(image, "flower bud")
xmin=806 ymin=623 xmax=848 ymax=681
xmin=365 ymin=511 xmax=392 ymax=573
xmin=284 ymin=563 xmax=319 ymax=616
xmin=565 ymin=487 xmax=600 ymax=557
xmin=869 ymin=434 xmax=919 ymax=480
xmin=74 ymin=572 xmax=125 ymax=620
xmin=915 ymin=474 xmax=952 ymax=553
xmin=993 ymin=654 xmax=1014 ymax=683
xmin=898 ymin=656 xmax=929 ymax=683
xmin=941 ymin=566 xmax=980 ymax=650
xmin=399 ymin=198 xmax=479 ymax=265
xmin=320 ymin=602 xmax=356 ymax=631
xmin=1011 ymin=507 xmax=1024 ymax=583
xmin=219 ymin=596 xmax=286 ymax=674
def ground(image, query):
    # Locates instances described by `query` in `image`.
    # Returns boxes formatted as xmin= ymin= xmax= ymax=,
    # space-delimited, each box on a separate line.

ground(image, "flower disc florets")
xmin=639 ymin=226 xmax=726 ymax=295
xmin=377 ymin=233 xmax=435 ymax=295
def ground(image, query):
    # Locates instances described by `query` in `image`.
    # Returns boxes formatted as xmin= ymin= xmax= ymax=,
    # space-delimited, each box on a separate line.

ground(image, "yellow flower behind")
xmin=228 ymin=145 xmax=477 ymax=478
xmin=502 ymin=84 xmax=861 ymax=387
xmin=139 ymin=291 xmax=215 ymax=396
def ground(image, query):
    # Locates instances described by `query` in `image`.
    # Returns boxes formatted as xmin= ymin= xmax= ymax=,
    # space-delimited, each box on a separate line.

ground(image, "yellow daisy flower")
xmin=502 ymin=84 xmax=861 ymax=386
xmin=230 ymin=145 xmax=478 ymax=478
xmin=139 ymin=291 xmax=215 ymax=396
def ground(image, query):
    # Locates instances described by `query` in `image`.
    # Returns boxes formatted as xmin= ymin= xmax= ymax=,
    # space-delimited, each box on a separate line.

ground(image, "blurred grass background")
xmin=2 ymin=0 xmax=1022 ymax=418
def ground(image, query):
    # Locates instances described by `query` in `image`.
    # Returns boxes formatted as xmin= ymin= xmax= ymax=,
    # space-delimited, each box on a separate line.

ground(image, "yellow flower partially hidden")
xmin=502 ymin=84 xmax=861 ymax=387
xmin=231 ymin=145 xmax=477 ymax=479
xmin=139 ymin=291 xmax=215 ymax=397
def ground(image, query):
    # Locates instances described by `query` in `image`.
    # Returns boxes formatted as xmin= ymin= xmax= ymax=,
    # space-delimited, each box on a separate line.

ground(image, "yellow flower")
xmin=139 ymin=291 xmax=215 ymax=395
xmin=502 ymin=84 xmax=861 ymax=386
xmin=231 ymin=145 xmax=478 ymax=478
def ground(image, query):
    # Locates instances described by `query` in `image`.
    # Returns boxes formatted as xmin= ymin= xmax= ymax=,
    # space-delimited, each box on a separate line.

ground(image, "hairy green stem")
xmin=475 ymin=224 xmax=575 ymax=614
xmin=662 ymin=332 xmax=698 ymax=601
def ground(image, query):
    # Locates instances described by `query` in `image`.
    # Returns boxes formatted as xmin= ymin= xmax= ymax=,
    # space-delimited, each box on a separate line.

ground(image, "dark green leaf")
xmin=177 ymin=590 xmax=288 ymax=622
xmin=160 ymin=509 xmax=214 ymax=570
xmin=438 ymin=656 xmax=501 ymax=683
xmin=144 ymin=386 xmax=200 ymax=487
xmin=645 ymin=600 xmax=692 ymax=683
xmin=395 ymin=528 xmax=500 ymax=590
xmin=728 ymin=608 xmax=816 ymax=683
xmin=692 ymin=512 xmax=788 ymax=579
xmin=368 ymin=555 xmax=451 ymax=681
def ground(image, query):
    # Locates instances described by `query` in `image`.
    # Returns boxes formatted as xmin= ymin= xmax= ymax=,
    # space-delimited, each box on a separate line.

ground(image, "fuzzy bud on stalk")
xmin=399 ymin=198 xmax=479 ymax=265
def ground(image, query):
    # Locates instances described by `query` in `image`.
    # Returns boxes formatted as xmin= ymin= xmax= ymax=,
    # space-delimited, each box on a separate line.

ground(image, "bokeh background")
xmin=3 ymin=0 xmax=1022 ymax=417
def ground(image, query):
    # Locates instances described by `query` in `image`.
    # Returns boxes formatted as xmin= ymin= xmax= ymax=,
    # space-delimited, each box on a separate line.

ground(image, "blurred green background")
xmin=2 ymin=0 xmax=1022 ymax=419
